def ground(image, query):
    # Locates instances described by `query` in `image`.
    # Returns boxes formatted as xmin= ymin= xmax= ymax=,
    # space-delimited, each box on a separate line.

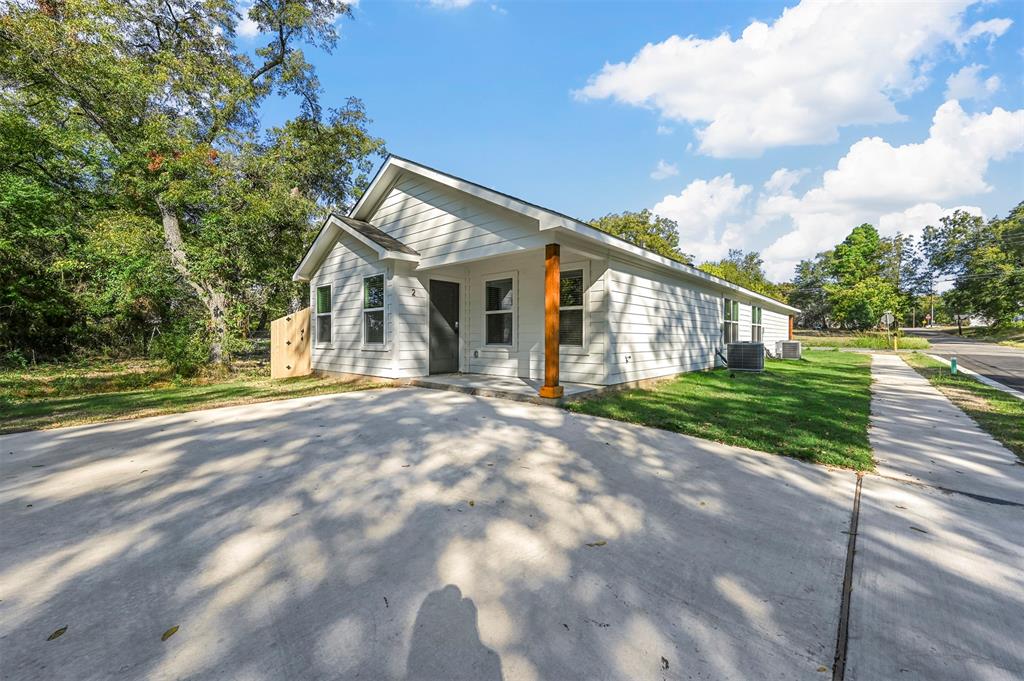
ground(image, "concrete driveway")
xmin=906 ymin=328 xmax=1024 ymax=391
xmin=1 ymin=388 xmax=856 ymax=681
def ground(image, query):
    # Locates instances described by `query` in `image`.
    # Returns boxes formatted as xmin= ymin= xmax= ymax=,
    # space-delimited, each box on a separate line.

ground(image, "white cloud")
xmin=490 ymin=3 xmax=507 ymax=14
xmin=763 ymin=168 xmax=808 ymax=195
xmin=650 ymin=160 xmax=679 ymax=180
xmin=429 ymin=0 xmax=474 ymax=8
xmin=877 ymin=203 xmax=984 ymax=239
xmin=756 ymin=100 xmax=1024 ymax=278
xmin=575 ymin=1 xmax=1012 ymax=157
xmin=652 ymin=174 xmax=752 ymax=261
xmin=945 ymin=64 xmax=1001 ymax=100
xmin=656 ymin=125 xmax=674 ymax=135
xmin=236 ymin=13 xmax=260 ymax=38
xmin=958 ymin=17 xmax=1013 ymax=46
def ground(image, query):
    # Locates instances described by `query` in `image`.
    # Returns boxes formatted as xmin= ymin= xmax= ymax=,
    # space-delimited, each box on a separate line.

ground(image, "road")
xmin=905 ymin=328 xmax=1024 ymax=392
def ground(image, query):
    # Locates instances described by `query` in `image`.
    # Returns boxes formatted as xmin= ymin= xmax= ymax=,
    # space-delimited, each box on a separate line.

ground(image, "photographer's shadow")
xmin=406 ymin=584 xmax=503 ymax=681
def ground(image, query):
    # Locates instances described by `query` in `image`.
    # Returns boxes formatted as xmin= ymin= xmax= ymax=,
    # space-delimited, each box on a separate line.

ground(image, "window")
xmin=362 ymin=274 xmax=385 ymax=345
xmin=751 ymin=306 xmax=763 ymax=342
xmin=485 ymin=277 xmax=514 ymax=345
xmin=559 ymin=269 xmax=584 ymax=346
xmin=724 ymin=298 xmax=739 ymax=344
xmin=316 ymin=285 xmax=332 ymax=344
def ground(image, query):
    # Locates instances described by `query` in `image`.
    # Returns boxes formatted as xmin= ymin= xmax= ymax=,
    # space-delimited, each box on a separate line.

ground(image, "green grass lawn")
xmin=0 ymin=358 xmax=390 ymax=434
xmin=567 ymin=350 xmax=874 ymax=470
xmin=795 ymin=331 xmax=929 ymax=350
xmin=903 ymin=352 xmax=1023 ymax=460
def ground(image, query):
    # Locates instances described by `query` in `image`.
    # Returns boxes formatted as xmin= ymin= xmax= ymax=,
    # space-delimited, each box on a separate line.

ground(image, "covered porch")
xmin=403 ymin=372 xmax=601 ymax=405
xmin=411 ymin=240 xmax=607 ymax=398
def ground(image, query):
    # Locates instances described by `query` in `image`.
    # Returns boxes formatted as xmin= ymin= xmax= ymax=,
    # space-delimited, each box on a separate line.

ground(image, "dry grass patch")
xmin=0 ymin=358 xmax=390 ymax=434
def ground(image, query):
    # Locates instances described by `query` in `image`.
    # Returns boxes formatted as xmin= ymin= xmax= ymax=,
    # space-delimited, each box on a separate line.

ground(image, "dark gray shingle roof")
xmin=335 ymin=215 xmax=419 ymax=256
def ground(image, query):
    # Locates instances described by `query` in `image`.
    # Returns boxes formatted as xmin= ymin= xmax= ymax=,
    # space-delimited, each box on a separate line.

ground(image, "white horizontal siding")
xmin=310 ymin=234 xmax=397 ymax=379
xmin=763 ymin=308 xmax=790 ymax=351
xmin=460 ymin=252 xmax=609 ymax=384
xmin=606 ymin=258 xmax=721 ymax=383
xmin=369 ymin=176 xmax=543 ymax=265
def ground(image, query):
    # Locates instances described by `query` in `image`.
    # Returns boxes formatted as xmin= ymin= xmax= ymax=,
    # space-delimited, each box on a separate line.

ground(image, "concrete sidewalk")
xmin=844 ymin=354 xmax=1024 ymax=680
xmin=867 ymin=353 xmax=1023 ymax=503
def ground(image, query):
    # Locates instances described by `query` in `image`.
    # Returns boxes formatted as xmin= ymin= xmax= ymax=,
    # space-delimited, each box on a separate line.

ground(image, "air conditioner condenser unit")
xmin=776 ymin=340 xmax=802 ymax=360
xmin=727 ymin=342 xmax=765 ymax=372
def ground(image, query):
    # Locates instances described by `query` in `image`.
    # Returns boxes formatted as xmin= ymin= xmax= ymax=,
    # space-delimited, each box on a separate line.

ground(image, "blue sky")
xmin=249 ymin=0 xmax=1024 ymax=280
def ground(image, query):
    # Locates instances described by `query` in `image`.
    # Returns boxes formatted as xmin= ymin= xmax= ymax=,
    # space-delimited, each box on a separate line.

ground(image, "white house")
xmin=292 ymin=156 xmax=798 ymax=398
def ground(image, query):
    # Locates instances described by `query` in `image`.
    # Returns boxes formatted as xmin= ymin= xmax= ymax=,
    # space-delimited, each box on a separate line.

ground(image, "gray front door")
xmin=429 ymin=280 xmax=459 ymax=374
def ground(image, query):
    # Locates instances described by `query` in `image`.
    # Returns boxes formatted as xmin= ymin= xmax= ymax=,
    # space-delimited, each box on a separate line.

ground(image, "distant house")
xmin=293 ymin=156 xmax=798 ymax=397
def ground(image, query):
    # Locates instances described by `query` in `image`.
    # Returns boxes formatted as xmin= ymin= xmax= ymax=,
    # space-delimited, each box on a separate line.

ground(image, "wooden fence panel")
xmin=270 ymin=307 xmax=311 ymax=378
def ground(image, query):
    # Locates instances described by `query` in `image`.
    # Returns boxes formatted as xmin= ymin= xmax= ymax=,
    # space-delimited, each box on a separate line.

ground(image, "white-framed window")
xmin=724 ymin=298 xmax=739 ymax=344
xmin=751 ymin=305 xmax=763 ymax=342
xmin=484 ymin=276 xmax=515 ymax=346
xmin=362 ymin=273 xmax=385 ymax=345
xmin=559 ymin=268 xmax=585 ymax=347
xmin=315 ymin=284 xmax=332 ymax=345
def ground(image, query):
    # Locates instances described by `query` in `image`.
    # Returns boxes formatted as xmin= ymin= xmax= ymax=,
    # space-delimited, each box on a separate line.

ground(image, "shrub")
xmin=150 ymin=325 xmax=209 ymax=377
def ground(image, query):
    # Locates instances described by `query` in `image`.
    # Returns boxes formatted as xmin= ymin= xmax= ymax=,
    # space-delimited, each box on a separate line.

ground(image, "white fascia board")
xmin=546 ymin=222 xmax=800 ymax=314
xmin=352 ymin=156 xmax=549 ymax=223
xmin=292 ymin=215 xmax=418 ymax=282
xmin=349 ymin=156 xmax=798 ymax=314
xmin=348 ymin=159 xmax=399 ymax=221
xmin=292 ymin=220 xmax=339 ymax=282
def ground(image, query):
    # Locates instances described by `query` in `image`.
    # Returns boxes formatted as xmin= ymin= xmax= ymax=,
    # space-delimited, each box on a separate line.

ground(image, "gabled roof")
xmin=336 ymin=155 xmax=799 ymax=314
xmin=336 ymin=215 xmax=419 ymax=256
xmin=293 ymin=213 xmax=418 ymax=281
xmin=292 ymin=154 xmax=794 ymax=313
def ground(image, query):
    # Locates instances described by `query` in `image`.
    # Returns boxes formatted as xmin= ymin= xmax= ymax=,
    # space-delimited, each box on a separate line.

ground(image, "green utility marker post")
xmin=951 ymin=356 xmax=958 ymax=375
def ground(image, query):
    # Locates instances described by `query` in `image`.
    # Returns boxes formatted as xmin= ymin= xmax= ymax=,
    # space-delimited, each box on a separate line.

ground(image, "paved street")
xmin=906 ymin=329 xmax=1024 ymax=392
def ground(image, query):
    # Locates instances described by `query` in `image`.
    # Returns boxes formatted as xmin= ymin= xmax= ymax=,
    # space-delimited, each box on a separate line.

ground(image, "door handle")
xmin=454 ymin=321 xmax=459 ymax=330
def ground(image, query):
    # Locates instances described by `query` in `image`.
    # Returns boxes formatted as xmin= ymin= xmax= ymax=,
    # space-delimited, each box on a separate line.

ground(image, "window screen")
xmin=485 ymin=278 xmax=514 ymax=345
xmin=363 ymin=274 xmax=385 ymax=344
xmin=316 ymin=285 xmax=332 ymax=344
xmin=559 ymin=269 xmax=584 ymax=346
xmin=751 ymin=306 xmax=763 ymax=342
xmin=724 ymin=298 xmax=739 ymax=344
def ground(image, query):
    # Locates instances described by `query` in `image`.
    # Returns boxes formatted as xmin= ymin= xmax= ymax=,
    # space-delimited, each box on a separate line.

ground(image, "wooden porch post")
xmin=539 ymin=243 xmax=564 ymax=399
xmin=788 ymin=315 xmax=794 ymax=340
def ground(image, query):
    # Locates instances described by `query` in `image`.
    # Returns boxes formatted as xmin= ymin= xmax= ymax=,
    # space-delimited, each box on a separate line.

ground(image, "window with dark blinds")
xmin=315 ymin=285 xmax=332 ymax=344
xmin=724 ymin=298 xmax=739 ymax=344
xmin=363 ymin=274 xmax=385 ymax=345
xmin=559 ymin=269 xmax=584 ymax=346
xmin=485 ymin=278 xmax=514 ymax=345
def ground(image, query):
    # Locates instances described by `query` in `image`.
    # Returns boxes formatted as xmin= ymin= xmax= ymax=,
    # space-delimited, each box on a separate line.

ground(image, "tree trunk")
xmin=157 ymin=198 xmax=230 ymax=367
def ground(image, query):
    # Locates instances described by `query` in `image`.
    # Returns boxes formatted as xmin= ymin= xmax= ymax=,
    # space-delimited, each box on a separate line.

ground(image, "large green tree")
xmin=590 ymin=209 xmax=693 ymax=263
xmin=922 ymin=206 xmax=1024 ymax=326
xmin=698 ymin=249 xmax=784 ymax=300
xmin=0 ymin=0 xmax=383 ymax=365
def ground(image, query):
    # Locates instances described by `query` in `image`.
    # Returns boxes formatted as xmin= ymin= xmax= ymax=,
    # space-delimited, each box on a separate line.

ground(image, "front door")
xmin=429 ymin=280 xmax=459 ymax=374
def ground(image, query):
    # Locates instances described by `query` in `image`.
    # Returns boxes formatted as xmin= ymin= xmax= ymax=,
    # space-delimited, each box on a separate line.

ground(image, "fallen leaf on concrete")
xmin=161 ymin=626 xmax=179 ymax=641
xmin=661 ymin=656 xmax=669 ymax=670
xmin=585 ymin=541 xmax=607 ymax=548
xmin=817 ymin=666 xmax=828 ymax=672
xmin=468 ymin=500 xmax=475 ymax=507
xmin=47 ymin=626 xmax=67 ymax=641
